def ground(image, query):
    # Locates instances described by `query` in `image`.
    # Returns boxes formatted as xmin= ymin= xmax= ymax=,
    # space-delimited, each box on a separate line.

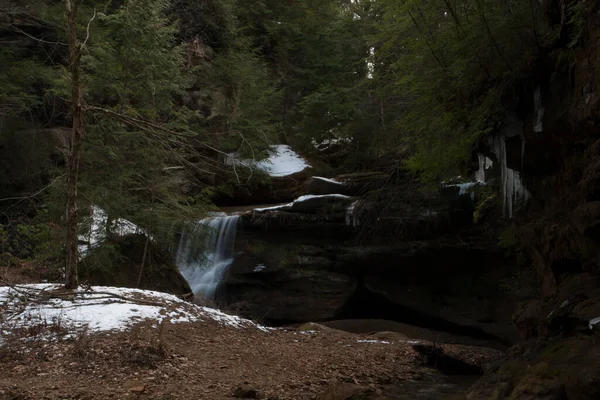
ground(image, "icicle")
xmin=475 ymin=153 xmax=494 ymax=183
xmin=346 ymin=201 xmax=359 ymax=227
xmin=488 ymin=134 xmax=530 ymax=218
xmin=476 ymin=154 xmax=486 ymax=183
xmin=534 ymin=86 xmax=544 ymax=133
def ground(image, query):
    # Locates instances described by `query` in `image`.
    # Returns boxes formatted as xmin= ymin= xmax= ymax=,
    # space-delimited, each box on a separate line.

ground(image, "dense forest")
xmin=2 ymin=1 xmax=600 ymax=399
xmin=1 ymin=0 xmax=584 ymax=279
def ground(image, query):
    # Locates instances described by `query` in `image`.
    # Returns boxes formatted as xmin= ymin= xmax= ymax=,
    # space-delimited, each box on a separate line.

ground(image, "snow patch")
xmin=253 ymin=203 xmax=293 ymax=212
xmin=78 ymin=206 xmax=145 ymax=257
xmin=257 ymin=145 xmax=310 ymax=177
xmin=311 ymin=137 xmax=352 ymax=150
xmin=357 ymin=340 xmax=390 ymax=344
xmin=227 ymin=145 xmax=310 ymax=177
xmin=294 ymin=194 xmax=350 ymax=203
xmin=253 ymin=194 xmax=352 ymax=213
xmin=0 ymin=284 xmax=268 ymax=338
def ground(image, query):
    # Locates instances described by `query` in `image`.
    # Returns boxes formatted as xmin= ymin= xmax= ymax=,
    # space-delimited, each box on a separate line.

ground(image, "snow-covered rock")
xmin=311 ymin=137 xmax=352 ymax=151
xmin=253 ymin=194 xmax=353 ymax=214
xmin=303 ymin=176 xmax=348 ymax=196
xmin=78 ymin=206 xmax=145 ymax=257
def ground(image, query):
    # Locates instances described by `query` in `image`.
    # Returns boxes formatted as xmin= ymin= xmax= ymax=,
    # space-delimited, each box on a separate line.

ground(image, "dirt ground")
xmin=0 ymin=314 xmax=502 ymax=400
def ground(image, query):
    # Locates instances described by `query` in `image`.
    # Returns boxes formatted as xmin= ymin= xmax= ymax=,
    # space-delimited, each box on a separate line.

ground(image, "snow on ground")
xmin=357 ymin=340 xmax=391 ymax=344
xmin=253 ymin=194 xmax=352 ymax=213
xmin=226 ymin=145 xmax=310 ymax=177
xmin=0 ymin=284 xmax=268 ymax=339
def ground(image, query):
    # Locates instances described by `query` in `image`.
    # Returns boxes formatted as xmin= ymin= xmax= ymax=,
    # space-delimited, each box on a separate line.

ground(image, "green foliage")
xmin=0 ymin=51 xmax=58 ymax=117
xmin=80 ymin=242 xmax=123 ymax=275
xmin=170 ymin=0 xmax=236 ymax=49
xmin=0 ymin=120 xmax=58 ymax=197
xmin=566 ymin=1 xmax=586 ymax=48
xmin=371 ymin=0 xmax=552 ymax=180
xmin=473 ymin=184 xmax=499 ymax=224
xmin=83 ymin=0 xmax=189 ymax=116
xmin=0 ymin=224 xmax=8 ymax=251
xmin=76 ymin=0 xmax=213 ymax=240
xmin=3 ymin=222 xmax=62 ymax=262
xmin=202 ymin=42 xmax=281 ymax=152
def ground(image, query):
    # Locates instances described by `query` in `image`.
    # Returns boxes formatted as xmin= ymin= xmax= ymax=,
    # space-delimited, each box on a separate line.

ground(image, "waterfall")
xmin=175 ymin=214 xmax=240 ymax=300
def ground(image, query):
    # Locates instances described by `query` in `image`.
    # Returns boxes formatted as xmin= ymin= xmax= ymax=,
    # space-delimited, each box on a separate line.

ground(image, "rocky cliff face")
xmin=211 ymin=5 xmax=600 ymax=397
xmin=215 ymin=174 xmax=520 ymax=345
xmin=466 ymin=3 xmax=600 ymax=399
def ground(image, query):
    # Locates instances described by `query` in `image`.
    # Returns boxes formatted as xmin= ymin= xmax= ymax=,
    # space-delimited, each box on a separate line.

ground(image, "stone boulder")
xmin=335 ymin=172 xmax=387 ymax=196
xmin=469 ymin=336 xmax=600 ymax=400
xmin=223 ymin=263 xmax=356 ymax=323
xmin=289 ymin=194 xmax=354 ymax=214
xmin=222 ymin=234 xmax=517 ymax=343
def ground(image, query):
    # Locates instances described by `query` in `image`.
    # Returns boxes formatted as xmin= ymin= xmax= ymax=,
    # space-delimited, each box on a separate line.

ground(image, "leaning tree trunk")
xmin=65 ymin=0 xmax=83 ymax=289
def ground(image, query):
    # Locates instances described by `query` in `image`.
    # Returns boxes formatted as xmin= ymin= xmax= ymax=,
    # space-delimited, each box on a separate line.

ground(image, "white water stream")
xmin=175 ymin=214 xmax=240 ymax=300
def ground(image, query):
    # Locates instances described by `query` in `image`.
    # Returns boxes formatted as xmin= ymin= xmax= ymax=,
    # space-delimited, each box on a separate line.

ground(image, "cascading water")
xmin=175 ymin=214 xmax=240 ymax=300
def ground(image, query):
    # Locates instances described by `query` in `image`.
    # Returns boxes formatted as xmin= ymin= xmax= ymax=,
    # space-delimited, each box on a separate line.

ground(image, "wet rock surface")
xmin=222 ymin=233 xmax=518 ymax=343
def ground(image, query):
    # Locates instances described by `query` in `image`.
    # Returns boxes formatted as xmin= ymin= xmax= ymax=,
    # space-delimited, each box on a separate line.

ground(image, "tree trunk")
xmin=65 ymin=0 xmax=83 ymax=290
